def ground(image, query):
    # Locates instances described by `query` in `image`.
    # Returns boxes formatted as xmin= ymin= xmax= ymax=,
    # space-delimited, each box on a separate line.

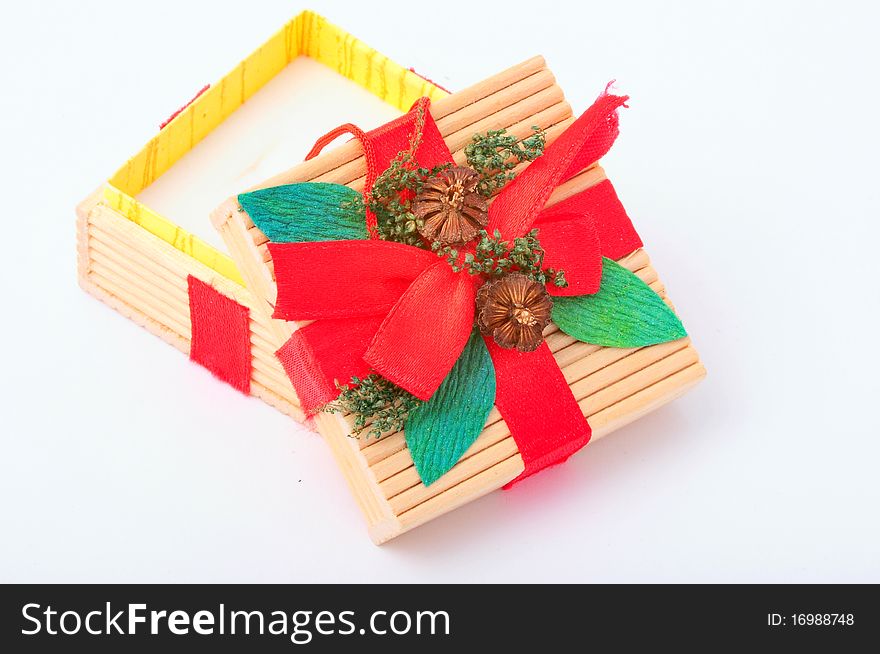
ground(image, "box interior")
xmin=137 ymin=56 xmax=402 ymax=252
xmin=99 ymin=10 xmax=445 ymax=286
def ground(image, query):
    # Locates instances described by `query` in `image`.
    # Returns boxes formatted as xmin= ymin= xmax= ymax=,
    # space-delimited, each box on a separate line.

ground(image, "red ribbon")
xmin=274 ymin=92 xmax=643 ymax=484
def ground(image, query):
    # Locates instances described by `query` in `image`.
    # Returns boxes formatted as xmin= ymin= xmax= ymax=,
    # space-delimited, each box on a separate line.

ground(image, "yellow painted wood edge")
xmin=298 ymin=10 xmax=449 ymax=112
xmin=101 ymin=185 xmax=245 ymax=286
xmin=108 ymin=13 xmax=293 ymax=197
xmin=100 ymin=9 xmax=446 ymax=283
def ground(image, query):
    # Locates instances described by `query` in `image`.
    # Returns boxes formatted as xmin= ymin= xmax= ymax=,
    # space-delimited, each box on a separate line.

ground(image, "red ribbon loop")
xmin=488 ymin=92 xmax=628 ymax=240
xmin=269 ymin=240 xmax=437 ymax=321
xmin=364 ymin=261 xmax=483 ymax=401
xmin=533 ymin=213 xmax=603 ymax=297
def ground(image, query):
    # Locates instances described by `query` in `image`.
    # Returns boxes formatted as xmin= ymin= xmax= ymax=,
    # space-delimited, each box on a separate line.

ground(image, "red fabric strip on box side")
xmin=187 ymin=275 xmax=251 ymax=394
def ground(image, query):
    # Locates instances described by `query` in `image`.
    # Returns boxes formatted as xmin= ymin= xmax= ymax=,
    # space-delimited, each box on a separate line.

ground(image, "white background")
xmin=1 ymin=0 xmax=878 ymax=583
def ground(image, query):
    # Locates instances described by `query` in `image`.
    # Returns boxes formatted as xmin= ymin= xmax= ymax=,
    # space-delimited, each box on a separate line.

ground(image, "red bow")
xmin=274 ymin=92 xmax=642 ymax=484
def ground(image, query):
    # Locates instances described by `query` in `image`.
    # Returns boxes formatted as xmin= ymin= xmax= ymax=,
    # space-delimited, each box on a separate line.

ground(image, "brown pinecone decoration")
xmin=476 ymin=273 xmax=553 ymax=352
xmin=413 ymin=166 xmax=488 ymax=245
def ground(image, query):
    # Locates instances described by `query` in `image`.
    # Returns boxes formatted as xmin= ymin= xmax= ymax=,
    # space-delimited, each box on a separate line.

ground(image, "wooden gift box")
xmin=77 ymin=9 xmax=705 ymax=544
xmin=211 ymin=55 xmax=706 ymax=541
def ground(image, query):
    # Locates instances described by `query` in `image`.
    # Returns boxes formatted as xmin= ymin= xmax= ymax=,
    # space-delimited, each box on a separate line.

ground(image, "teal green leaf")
xmin=552 ymin=257 xmax=687 ymax=347
xmin=238 ymin=183 xmax=368 ymax=243
xmin=405 ymin=330 xmax=496 ymax=486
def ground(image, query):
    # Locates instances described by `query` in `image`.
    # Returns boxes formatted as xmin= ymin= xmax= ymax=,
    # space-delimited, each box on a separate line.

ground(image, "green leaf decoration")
xmin=405 ymin=330 xmax=496 ymax=486
xmin=552 ymin=257 xmax=687 ymax=347
xmin=238 ymin=183 xmax=368 ymax=243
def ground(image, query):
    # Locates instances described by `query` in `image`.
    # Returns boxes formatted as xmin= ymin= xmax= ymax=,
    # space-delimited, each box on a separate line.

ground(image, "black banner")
xmin=1 ymin=584 xmax=875 ymax=651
